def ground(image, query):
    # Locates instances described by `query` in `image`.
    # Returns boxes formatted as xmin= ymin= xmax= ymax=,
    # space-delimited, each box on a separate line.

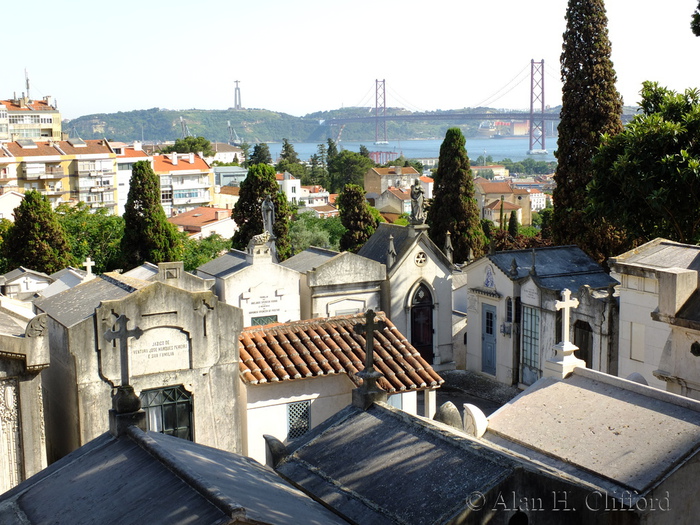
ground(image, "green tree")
xmin=249 ymin=143 xmax=272 ymax=165
xmin=2 ymin=190 xmax=74 ymax=274
xmin=692 ymin=2 xmax=700 ymax=36
xmin=427 ymin=128 xmax=485 ymax=262
xmin=553 ymin=0 xmax=623 ymax=250
xmin=160 ymin=136 xmax=214 ymax=157
xmin=182 ymin=233 xmax=232 ymax=272
xmin=121 ymin=161 xmax=182 ymax=269
xmin=327 ymin=149 xmax=375 ymax=193
xmin=275 ymin=139 xmax=306 ymax=179
xmin=326 ymin=138 xmax=338 ymax=163
xmin=239 ymin=142 xmax=252 ymax=167
xmin=589 ymin=82 xmax=700 ymax=248
xmin=508 ymin=211 xmax=519 ymax=237
xmin=336 ymin=184 xmax=378 ymax=253
xmin=231 ymin=163 xmax=291 ymax=259
xmin=359 ymin=144 xmax=370 ymax=158
xmin=56 ymin=202 xmax=124 ymax=273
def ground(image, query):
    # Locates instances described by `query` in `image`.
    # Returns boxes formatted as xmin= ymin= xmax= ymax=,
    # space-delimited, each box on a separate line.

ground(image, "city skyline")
xmin=3 ymin=1 xmax=698 ymax=120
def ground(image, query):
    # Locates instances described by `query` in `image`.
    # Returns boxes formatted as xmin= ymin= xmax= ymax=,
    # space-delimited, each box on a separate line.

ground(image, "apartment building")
xmin=0 ymin=95 xmax=61 ymax=142
xmin=153 ymin=152 xmax=214 ymax=216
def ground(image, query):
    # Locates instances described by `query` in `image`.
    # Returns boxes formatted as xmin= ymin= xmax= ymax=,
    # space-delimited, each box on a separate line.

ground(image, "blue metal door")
xmin=482 ymin=304 xmax=497 ymax=375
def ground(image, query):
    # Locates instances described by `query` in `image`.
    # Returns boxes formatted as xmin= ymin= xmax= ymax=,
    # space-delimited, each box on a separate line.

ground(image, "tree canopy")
xmin=553 ymin=0 xmax=623 ymax=252
xmin=326 ymin=149 xmax=375 ymax=193
xmin=336 ymin=184 xmax=378 ymax=253
xmin=692 ymin=1 xmax=700 ymax=36
xmin=427 ymin=127 xmax=485 ymax=262
xmin=2 ymin=190 xmax=74 ymax=274
xmin=589 ymin=82 xmax=700 ymax=248
xmin=121 ymin=160 xmax=182 ymax=269
xmin=248 ymin=143 xmax=272 ymax=166
xmin=160 ymin=136 xmax=214 ymax=157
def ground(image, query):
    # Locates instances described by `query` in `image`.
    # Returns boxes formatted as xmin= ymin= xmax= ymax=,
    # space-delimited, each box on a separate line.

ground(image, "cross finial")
xmin=352 ymin=310 xmax=388 ymax=409
xmin=555 ymin=288 xmax=579 ymax=345
xmin=104 ymin=315 xmax=144 ymax=386
xmin=83 ymin=256 xmax=96 ymax=277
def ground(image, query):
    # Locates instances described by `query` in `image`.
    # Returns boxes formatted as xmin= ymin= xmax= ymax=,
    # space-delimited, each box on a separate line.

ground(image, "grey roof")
xmin=39 ymin=268 xmax=87 ymax=299
xmin=122 ymin=262 xmax=159 ymax=280
xmin=485 ymin=367 xmax=700 ymax=493
xmin=487 ymin=245 xmax=617 ymax=291
xmin=610 ymin=237 xmax=700 ymax=273
xmin=357 ymin=223 xmax=411 ymax=266
xmin=280 ymin=246 xmax=339 ymax=273
xmin=0 ymin=426 xmax=347 ymax=525
xmin=0 ymin=309 xmax=29 ymax=337
xmin=1 ymin=266 xmax=52 ymax=283
xmin=33 ymin=275 xmax=143 ymax=328
xmin=197 ymin=250 xmax=249 ymax=279
xmin=276 ymin=403 xmax=517 ymax=525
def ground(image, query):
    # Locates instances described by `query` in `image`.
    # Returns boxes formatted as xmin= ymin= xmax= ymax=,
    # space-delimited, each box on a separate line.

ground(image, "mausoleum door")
xmin=574 ymin=321 xmax=593 ymax=368
xmin=410 ymin=284 xmax=434 ymax=363
xmin=481 ymin=304 xmax=497 ymax=375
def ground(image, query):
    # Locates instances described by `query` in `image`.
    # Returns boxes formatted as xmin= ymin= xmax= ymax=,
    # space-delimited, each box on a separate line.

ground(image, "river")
xmin=267 ymin=136 xmax=558 ymax=164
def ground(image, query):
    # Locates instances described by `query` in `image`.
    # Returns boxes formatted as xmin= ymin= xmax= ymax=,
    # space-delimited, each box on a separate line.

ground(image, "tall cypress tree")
xmin=231 ymin=164 xmax=291 ymax=259
xmin=248 ymin=143 xmax=272 ymax=166
xmin=121 ymin=160 xmax=182 ymax=269
xmin=336 ymin=184 xmax=378 ymax=253
xmin=3 ymin=190 xmax=73 ymax=274
xmin=553 ymin=0 xmax=623 ymax=248
xmin=427 ymin=128 xmax=484 ymax=263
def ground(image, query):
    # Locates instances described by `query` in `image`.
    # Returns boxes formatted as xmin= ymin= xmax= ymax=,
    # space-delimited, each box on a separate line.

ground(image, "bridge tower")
xmin=234 ymin=80 xmax=242 ymax=110
xmin=375 ymin=79 xmax=388 ymax=144
xmin=529 ymin=60 xmax=546 ymax=153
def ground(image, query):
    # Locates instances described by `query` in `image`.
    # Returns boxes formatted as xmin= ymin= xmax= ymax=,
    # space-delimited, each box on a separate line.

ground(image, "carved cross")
xmin=104 ymin=315 xmax=144 ymax=386
xmin=353 ymin=309 xmax=387 ymax=374
xmin=83 ymin=256 xmax=96 ymax=277
xmin=555 ymin=289 xmax=579 ymax=345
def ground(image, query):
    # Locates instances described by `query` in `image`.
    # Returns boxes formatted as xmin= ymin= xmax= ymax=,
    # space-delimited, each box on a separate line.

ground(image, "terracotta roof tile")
xmin=239 ymin=312 xmax=443 ymax=393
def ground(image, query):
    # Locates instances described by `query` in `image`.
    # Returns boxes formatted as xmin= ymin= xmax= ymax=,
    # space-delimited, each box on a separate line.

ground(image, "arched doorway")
xmin=410 ymin=283 xmax=434 ymax=363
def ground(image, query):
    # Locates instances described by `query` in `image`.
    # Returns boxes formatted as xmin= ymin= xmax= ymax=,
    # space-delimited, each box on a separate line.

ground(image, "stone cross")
xmin=83 ymin=256 xmax=95 ymax=277
xmin=555 ymin=288 xmax=579 ymax=345
xmin=21 ymin=276 xmax=32 ymax=291
xmin=354 ymin=309 xmax=387 ymax=375
xmin=104 ymin=315 xmax=144 ymax=386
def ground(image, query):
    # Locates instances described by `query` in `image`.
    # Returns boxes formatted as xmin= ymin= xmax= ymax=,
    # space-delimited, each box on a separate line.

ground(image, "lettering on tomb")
xmin=129 ymin=326 xmax=191 ymax=377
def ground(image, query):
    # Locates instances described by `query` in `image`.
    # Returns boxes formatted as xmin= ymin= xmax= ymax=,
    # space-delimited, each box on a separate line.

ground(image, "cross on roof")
xmin=555 ymin=288 xmax=579 ymax=346
xmin=353 ymin=309 xmax=387 ymax=375
xmin=104 ymin=315 xmax=144 ymax=386
xmin=83 ymin=256 xmax=95 ymax=277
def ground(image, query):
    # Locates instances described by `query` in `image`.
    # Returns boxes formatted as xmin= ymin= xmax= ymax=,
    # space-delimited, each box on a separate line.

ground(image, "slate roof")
xmin=486 ymin=245 xmax=618 ymax=291
xmin=196 ymin=250 xmax=249 ymax=279
xmin=357 ymin=223 xmax=412 ymax=267
xmin=275 ymin=403 xmax=518 ymax=525
xmin=34 ymin=273 xmax=148 ymax=328
xmin=485 ymin=367 xmax=700 ymax=494
xmin=1 ymin=266 xmax=52 ymax=284
xmin=609 ymin=237 xmax=700 ymax=274
xmin=0 ymin=426 xmax=347 ymax=525
xmin=0 ymin=309 xmax=30 ymax=337
xmin=122 ymin=262 xmax=159 ymax=281
xmin=280 ymin=246 xmax=338 ymax=273
xmin=239 ymin=312 xmax=443 ymax=393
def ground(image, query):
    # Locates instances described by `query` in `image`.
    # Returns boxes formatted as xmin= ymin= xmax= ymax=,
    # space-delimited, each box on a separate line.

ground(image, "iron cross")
xmin=354 ymin=309 xmax=387 ymax=374
xmin=104 ymin=314 xmax=144 ymax=386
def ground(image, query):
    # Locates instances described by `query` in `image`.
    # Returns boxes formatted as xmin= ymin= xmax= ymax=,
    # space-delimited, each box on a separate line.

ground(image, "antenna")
xmin=234 ymin=80 xmax=242 ymax=110
xmin=25 ymin=69 xmax=30 ymax=100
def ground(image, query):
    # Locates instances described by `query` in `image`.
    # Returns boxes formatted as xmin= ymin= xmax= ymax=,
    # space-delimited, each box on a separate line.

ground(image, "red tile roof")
xmin=485 ymin=199 xmax=520 ymax=211
xmin=239 ymin=312 xmax=443 ymax=393
xmin=219 ymin=186 xmax=240 ymax=196
xmin=419 ymin=176 xmax=433 ymax=183
xmin=0 ymin=99 xmax=56 ymax=111
xmin=370 ymin=166 xmax=420 ymax=177
xmin=153 ymin=153 xmax=210 ymax=172
xmin=387 ymin=188 xmax=411 ymax=200
xmin=167 ymin=207 xmax=230 ymax=229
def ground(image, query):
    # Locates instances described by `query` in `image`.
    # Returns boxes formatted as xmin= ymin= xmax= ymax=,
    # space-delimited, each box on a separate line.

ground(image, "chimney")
xmin=189 ymin=152 xmax=195 ymax=164
xmin=171 ymin=153 xmax=178 ymax=165
xmin=215 ymin=210 xmax=228 ymax=221
xmin=133 ymin=141 xmax=142 ymax=152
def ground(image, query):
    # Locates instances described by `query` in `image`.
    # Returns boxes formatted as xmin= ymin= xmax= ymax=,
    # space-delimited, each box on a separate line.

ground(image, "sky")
xmin=3 ymin=1 xmax=698 ymax=120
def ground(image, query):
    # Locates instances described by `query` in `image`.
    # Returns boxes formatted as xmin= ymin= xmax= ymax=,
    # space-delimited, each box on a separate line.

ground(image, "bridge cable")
xmin=473 ymin=63 xmax=530 ymax=108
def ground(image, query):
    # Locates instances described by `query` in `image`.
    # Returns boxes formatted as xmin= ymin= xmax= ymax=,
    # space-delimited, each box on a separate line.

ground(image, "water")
xmin=266 ymin=137 xmax=558 ymax=164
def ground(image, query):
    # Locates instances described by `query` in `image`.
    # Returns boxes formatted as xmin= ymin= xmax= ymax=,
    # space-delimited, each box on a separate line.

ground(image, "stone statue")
xmin=261 ymin=195 xmax=275 ymax=236
xmin=410 ymin=179 xmax=425 ymax=223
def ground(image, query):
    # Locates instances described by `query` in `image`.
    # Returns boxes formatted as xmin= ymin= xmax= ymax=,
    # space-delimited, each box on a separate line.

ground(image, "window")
xmin=287 ymin=400 xmax=311 ymax=439
xmin=251 ymin=314 xmax=278 ymax=326
xmin=140 ymin=385 xmax=193 ymax=440
xmin=521 ymin=307 xmax=540 ymax=369
xmin=506 ymin=298 xmax=513 ymax=323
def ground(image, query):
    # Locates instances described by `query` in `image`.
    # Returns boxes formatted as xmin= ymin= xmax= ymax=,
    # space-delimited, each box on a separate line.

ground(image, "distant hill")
xmin=62 ymin=105 xmax=637 ymax=144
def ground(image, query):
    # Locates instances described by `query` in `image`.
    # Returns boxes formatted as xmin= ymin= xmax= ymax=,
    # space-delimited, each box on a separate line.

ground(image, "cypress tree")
xmin=427 ymin=128 xmax=484 ymax=262
xmin=248 ymin=143 xmax=272 ymax=166
xmin=508 ymin=211 xmax=519 ymax=238
xmin=336 ymin=184 xmax=378 ymax=253
xmin=121 ymin=160 xmax=182 ymax=269
xmin=231 ymin=163 xmax=291 ymax=259
xmin=3 ymin=190 xmax=74 ymax=274
xmin=553 ymin=0 xmax=623 ymax=248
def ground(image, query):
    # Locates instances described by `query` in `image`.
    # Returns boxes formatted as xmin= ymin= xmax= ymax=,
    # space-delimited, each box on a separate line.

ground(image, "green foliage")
xmin=289 ymin=212 xmax=344 ymax=254
xmin=0 ymin=219 xmax=12 ymax=273
xmin=326 ymin=139 xmax=338 ymax=161
xmin=121 ymin=161 xmax=183 ymax=269
xmin=359 ymin=144 xmax=370 ymax=158
xmin=508 ymin=211 xmax=519 ymax=237
xmin=182 ymin=233 xmax=232 ymax=272
xmin=489 ymin=228 xmax=552 ymax=252
xmin=336 ymin=184 xmax=378 ymax=253
xmin=327 ymin=149 xmax=376 ymax=193
xmin=538 ymin=208 xmax=554 ymax=240
xmin=239 ymin=143 xmax=252 ymax=167
xmin=275 ymin=139 xmax=306 ymax=180
xmin=693 ymin=2 xmax=700 ymax=36
xmin=160 ymin=136 xmax=214 ymax=157
xmin=56 ymin=203 xmax=124 ymax=273
xmin=249 ymin=143 xmax=272 ymax=166
xmin=2 ymin=191 xmax=74 ymax=274
xmin=427 ymin=128 xmax=485 ymax=262
xmin=553 ymin=0 xmax=623 ymax=250
xmin=500 ymin=157 xmax=556 ymax=175
xmin=589 ymin=82 xmax=700 ymax=249
xmin=231 ymin=164 xmax=291 ymax=259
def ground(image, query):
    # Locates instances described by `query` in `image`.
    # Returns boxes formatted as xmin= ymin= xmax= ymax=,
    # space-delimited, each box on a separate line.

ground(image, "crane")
xmin=180 ymin=116 xmax=192 ymax=139
xmin=228 ymin=121 xmax=241 ymax=146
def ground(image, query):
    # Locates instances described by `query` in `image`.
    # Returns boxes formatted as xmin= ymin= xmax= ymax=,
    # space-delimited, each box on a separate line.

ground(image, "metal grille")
xmin=287 ymin=400 xmax=311 ymax=440
xmin=251 ymin=315 xmax=278 ymax=326
xmin=522 ymin=307 xmax=540 ymax=369
xmin=140 ymin=385 xmax=193 ymax=441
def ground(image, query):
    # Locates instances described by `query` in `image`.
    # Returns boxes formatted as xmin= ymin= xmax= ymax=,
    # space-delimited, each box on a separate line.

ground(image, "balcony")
xmin=77 ymin=169 xmax=116 ymax=177
xmin=172 ymin=193 xmax=211 ymax=206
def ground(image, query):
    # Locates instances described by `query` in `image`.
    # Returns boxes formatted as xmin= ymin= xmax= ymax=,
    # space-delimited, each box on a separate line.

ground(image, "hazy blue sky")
xmin=4 ymin=1 xmax=698 ymax=119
